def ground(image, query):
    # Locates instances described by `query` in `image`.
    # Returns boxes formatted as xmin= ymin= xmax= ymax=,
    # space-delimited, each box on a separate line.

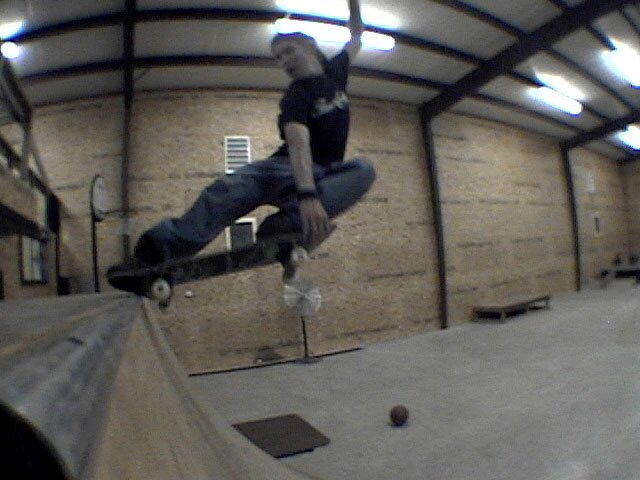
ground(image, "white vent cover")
xmin=225 ymin=136 xmax=251 ymax=173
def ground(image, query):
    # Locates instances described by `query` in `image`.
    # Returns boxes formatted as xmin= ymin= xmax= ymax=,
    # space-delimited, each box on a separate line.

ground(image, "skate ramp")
xmin=0 ymin=293 xmax=321 ymax=479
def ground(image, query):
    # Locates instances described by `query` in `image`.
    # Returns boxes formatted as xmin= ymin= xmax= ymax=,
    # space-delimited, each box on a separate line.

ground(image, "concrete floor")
xmin=190 ymin=281 xmax=640 ymax=480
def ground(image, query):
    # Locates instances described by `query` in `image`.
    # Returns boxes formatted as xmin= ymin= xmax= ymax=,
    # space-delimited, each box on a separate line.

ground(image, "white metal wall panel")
xmin=460 ymin=0 xmax=562 ymax=33
xmin=588 ymin=139 xmax=628 ymax=160
xmin=24 ymin=72 xmax=123 ymax=107
xmin=354 ymin=44 xmax=475 ymax=85
xmin=553 ymin=30 xmax=640 ymax=109
xmin=594 ymin=11 xmax=640 ymax=51
xmin=138 ymin=0 xmax=275 ymax=9
xmin=390 ymin=1 xmax=515 ymax=60
xmin=135 ymin=21 xmax=274 ymax=58
xmin=451 ymin=97 xmax=578 ymax=140
xmin=479 ymin=76 xmax=605 ymax=131
xmin=1 ymin=0 xmax=124 ymax=30
xmin=133 ymin=66 xmax=288 ymax=92
xmin=515 ymin=52 xmax=631 ymax=119
xmin=347 ymin=76 xmax=437 ymax=105
xmin=11 ymin=27 xmax=122 ymax=78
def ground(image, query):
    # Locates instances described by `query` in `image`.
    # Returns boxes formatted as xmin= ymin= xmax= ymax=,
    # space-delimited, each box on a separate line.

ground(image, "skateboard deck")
xmin=107 ymin=233 xmax=307 ymax=305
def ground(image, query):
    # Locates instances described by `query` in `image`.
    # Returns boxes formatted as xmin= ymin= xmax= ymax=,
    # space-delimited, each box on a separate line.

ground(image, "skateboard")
xmin=107 ymin=233 xmax=317 ymax=310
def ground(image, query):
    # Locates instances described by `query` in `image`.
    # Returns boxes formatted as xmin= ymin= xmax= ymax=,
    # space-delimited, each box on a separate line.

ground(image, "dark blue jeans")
xmin=135 ymin=157 xmax=376 ymax=261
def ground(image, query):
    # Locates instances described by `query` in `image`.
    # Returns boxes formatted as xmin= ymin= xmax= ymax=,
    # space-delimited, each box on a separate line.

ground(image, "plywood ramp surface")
xmin=0 ymin=293 xmax=321 ymax=480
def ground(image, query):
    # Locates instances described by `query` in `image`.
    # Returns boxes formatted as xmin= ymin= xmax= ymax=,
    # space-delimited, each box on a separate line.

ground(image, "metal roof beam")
xmin=0 ymin=133 xmax=21 ymax=168
xmin=421 ymin=0 xmax=636 ymax=119
xmin=561 ymin=110 xmax=640 ymax=150
xmin=15 ymin=14 xmax=124 ymax=42
xmin=21 ymin=55 xmax=449 ymax=91
xmin=546 ymin=49 xmax=634 ymax=112
xmin=465 ymin=93 xmax=631 ymax=155
xmin=0 ymin=202 xmax=44 ymax=239
xmin=120 ymin=0 xmax=135 ymax=259
xmin=0 ymin=58 xmax=31 ymax=123
xmin=620 ymin=153 xmax=640 ymax=164
xmin=467 ymin=93 xmax=582 ymax=134
xmin=620 ymin=6 xmax=640 ymax=36
xmin=428 ymin=0 xmax=522 ymax=37
xmin=431 ymin=0 xmax=636 ymax=113
xmin=13 ymin=8 xmax=481 ymax=65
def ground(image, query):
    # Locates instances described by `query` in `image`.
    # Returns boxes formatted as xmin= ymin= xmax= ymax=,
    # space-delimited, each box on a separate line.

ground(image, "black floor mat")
xmin=233 ymin=414 xmax=330 ymax=458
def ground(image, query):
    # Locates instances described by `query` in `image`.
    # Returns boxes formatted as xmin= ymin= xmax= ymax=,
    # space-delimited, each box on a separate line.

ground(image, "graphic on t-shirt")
xmin=312 ymin=91 xmax=349 ymax=118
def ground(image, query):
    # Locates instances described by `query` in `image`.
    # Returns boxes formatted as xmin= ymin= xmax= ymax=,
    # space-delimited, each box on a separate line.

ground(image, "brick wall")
xmin=621 ymin=160 xmax=640 ymax=256
xmin=570 ymin=148 xmax=630 ymax=280
xmin=432 ymin=113 xmax=576 ymax=323
xmin=33 ymin=98 xmax=123 ymax=292
xmin=0 ymin=155 xmax=56 ymax=300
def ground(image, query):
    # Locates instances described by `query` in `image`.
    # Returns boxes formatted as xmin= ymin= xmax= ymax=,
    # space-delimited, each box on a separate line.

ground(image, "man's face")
xmin=272 ymin=38 xmax=317 ymax=79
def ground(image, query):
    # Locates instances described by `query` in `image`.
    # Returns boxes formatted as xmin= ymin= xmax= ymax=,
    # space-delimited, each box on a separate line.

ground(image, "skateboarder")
xmin=133 ymin=0 xmax=376 ymax=273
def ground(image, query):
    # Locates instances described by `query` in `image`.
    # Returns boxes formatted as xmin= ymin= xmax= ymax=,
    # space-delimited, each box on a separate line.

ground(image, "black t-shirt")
xmin=271 ymin=49 xmax=350 ymax=166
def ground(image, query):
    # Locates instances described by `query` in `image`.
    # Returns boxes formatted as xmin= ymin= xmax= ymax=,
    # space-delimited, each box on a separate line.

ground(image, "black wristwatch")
xmin=297 ymin=189 xmax=319 ymax=201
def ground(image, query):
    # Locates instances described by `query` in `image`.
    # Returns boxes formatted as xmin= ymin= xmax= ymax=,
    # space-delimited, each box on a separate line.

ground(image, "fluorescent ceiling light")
xmin=530 ymin=86 xmax=583 ymax=116
xmin=535 ymin=72 xmax=585 ymax=101
xmin=0 ymin=21 xmax=24 ymax=40
xmin=361 ymin=31 xmax=395 ymax=51
xmin=617 ymin=125 xmax=640 ymax=150
xmin=276 ymin=0 xmax=399 ymax=30
xmin=274 ymin=19 xmax=395 ymax=51
xmin=1 ymin=42 xmax=21 ymax=59
xmin=602 ymin=40 xmax=640 ymax=88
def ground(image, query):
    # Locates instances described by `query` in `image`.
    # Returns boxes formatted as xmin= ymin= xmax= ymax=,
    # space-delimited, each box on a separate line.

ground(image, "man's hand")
xmin=299 ymin=197 xmax=334 ymax=248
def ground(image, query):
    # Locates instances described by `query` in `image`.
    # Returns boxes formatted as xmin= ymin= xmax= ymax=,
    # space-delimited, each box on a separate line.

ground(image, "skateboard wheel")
xmin=150 ymin=278 xmax=172 ymax=302
xmin=290 ymin=246 xmax=309 ymax=266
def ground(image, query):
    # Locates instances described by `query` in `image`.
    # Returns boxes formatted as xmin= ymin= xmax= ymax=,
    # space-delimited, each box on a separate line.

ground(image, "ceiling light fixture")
xmin=275 ymin=0 xmax=399 ymax=30
xmin=535 ymin=72 xmax=585 ymax=101
xmin=0 ymin=42 xmax=21 ymax=59
xmin=0 ymin=21 xmax=24 ymax=40
xmin=274 ymin=19 xmax=395 ymax=51
xmin=617 ymin=125 xmax=640 ymax=150
xmin=529 ymin=86 xmax=583 ymax=116
xmin=602 ymin=39 xmax=640 ymax=88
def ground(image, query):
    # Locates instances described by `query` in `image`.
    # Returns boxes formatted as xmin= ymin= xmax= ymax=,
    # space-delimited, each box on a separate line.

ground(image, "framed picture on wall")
xmin=20 ymin=236 xmax=49 ymax=285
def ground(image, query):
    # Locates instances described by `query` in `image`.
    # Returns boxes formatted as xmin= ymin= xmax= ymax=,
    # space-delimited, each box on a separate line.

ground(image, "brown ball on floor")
xmin=389 ymin=405 xmax=409 ymax=427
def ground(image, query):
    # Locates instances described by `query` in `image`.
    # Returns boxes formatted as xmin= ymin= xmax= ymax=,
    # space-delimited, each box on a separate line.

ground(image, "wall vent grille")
xmin=225 ymin=136 xmax=251 ymax=173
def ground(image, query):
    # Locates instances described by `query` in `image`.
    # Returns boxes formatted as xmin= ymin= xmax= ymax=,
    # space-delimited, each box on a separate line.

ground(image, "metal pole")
xmin=91 ymin=213 xmax=100 ymax=293
xmin=561 ymin=146 xmax=582 ymax=291
xmin=420 ymin=107 xmax=448 ymax=329
xmin=121 ymin=0 xmax=136 ymax=260
xmin=296 ymin=317 xmax=320 ymax=364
